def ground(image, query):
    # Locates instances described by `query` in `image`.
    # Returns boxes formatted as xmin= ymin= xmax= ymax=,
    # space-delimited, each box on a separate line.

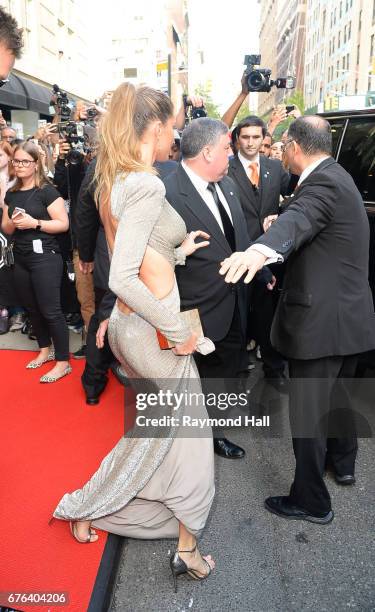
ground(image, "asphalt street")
xmin=109 ymin=366 xmax=375 ymax=612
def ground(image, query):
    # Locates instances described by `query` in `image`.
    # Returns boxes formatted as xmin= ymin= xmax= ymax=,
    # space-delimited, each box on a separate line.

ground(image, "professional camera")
xmin=244 ymin=55 xmax=295 ymax=93
xmin=57 ymin=120 xmax=87 ymax=164
xmin=50 ymin=84 xmax=73 ymax=121
xmin=183 ymin=95 xmax=207 ymax=124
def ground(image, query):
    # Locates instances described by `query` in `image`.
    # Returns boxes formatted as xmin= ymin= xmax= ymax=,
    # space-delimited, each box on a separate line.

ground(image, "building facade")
xmin=105 ymin=0 xmax=189 ymax=110
xmin=258 ymin=0 xmax=279 ymax=116
xmin=0 ymin=0 xmax=101 ymax=135
xmin=258 ymin=0 xmax=306 ymax=116
xmin=275 ymin=0 xmax=306 ymax=105
xmin=304 ymin=0 xmax=375 ymax=112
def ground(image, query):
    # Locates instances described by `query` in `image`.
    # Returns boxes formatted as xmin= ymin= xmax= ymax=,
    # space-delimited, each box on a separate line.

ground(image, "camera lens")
xmin=247 ymin=70 xmax=266 ymax=92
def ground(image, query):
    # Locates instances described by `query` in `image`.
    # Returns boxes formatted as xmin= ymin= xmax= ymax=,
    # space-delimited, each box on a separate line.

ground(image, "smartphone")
xmin=38 ymin=119 xmax=47 ymax=128
xmin=286 ymin=105 xmax=295 ymax=114
xmin=13 ymin=207 xmax=26 ymax=219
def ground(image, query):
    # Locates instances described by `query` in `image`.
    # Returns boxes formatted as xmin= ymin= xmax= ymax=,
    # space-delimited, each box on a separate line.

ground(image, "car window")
xmin=337 ymin=117 xmax=375 ymax=203
xmin=328 ymin=119 xmax=346 ymax=157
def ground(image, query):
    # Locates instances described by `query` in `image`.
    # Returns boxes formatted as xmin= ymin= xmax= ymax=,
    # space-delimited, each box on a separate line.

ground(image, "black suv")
xmin=318 ymin=109 xmax=375 ymax=299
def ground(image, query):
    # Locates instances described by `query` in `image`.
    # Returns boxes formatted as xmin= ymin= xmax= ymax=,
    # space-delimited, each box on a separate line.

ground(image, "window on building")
xmin=347 ymin=54 xmax=350 ymax=69
xmin=322 ymin=9 xmax=326 ymax=32
xmin=358 ymin=9 xmax=362 ymax=32
xmin=373 ymin=0 xmax=375 ymax=24
xmin=339 ymin=1 xmax=342 ymax=18
xmin=332 ymin=37 xmax=335 ymax=53
xmin=348 ymin=21 xmax=351 ymax=38
xmin=345 ymin=84 xmax=348 ymax=95
xmin=371 ymin=34 xmax=375 ymax=60
xmin=357 ymin=44 xmax=360 ymax=64
xmin=334 ymin=8 xmax=337 ymax=23
xmin=338 ymin=31 xmax=341 ymax=47
xmin=336 ymin=60 xmax=339 ymax=78
xmin=368 ymin=77 xmax=372 ymax=92
xmin=329 ymin=40 xmax=331 ymax=54
xmin=344 ymin=25 xmax=347 ymax=43
xmin=355 ymin=79 xmax=358 ymax=94
xmin=343 ymin=56 xmax=346 ymax=69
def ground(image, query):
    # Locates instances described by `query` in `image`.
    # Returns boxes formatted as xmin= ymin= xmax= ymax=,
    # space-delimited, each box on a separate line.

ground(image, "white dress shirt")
xmin=181 ymin=160 xmax=233 ymax=233
xmin=249 ymin=156 xmax=330 ymax=264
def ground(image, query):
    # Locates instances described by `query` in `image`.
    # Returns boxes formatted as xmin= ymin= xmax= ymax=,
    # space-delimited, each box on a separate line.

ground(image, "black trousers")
xmin=13 ymin=251 xmax=69 ymax=361
xmin=81 ymin=288 xmax=114 ymax=399
xmin=288 ymin=355 xmax=358 ymax=516
xmin=251 ymin=279 xmax=285 ymax=376
xmin=194 ymin=302 xmax=245 ymax=437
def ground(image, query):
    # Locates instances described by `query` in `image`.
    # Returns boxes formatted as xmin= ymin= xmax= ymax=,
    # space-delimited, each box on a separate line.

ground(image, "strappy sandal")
xmin=26 ymin=350 xmax=55 ymax=369
xmin=69 ymin=521 xmax=98 ymax=543
xmin=40 ymin=365 xmax=72 ymax=383
xmin=169 ymin=544 xmax=212 ymax=593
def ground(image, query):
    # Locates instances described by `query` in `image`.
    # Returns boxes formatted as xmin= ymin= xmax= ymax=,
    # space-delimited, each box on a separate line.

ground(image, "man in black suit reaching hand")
xmin=164 ymin=118 xmax=250 ymax=459
xmin=221 ymin=116 xmax=375 ymax=522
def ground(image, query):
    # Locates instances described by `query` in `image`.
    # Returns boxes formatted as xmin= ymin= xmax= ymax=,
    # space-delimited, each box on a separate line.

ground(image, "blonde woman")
xmin=1 ymin=142 xmax=71 ymax=381
xmin=52 ymin=83 xmax=215 ymax=590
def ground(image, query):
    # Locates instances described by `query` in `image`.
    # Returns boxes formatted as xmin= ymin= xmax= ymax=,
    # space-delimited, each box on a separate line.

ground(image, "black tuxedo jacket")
xmin=255 ymin=157 xmax=375 ymax=360
xmin=228 ymin=155 xmax=290 ymax=241
xmin=164 ymin=165 xmax=249 ymax=342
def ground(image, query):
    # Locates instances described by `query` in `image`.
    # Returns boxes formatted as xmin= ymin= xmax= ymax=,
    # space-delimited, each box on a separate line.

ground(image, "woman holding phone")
xmin=1 ymin=142 xmax=71 ymax=382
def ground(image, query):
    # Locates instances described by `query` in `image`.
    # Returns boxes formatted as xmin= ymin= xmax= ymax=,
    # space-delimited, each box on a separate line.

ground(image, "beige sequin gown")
xmin=53 ymin=172 xmax=215 ymax=538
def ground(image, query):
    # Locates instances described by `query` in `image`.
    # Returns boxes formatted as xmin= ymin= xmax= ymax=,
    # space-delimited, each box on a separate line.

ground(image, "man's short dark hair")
xmin=288 ymin=116 xmax=332 ymax=156
xmin=236 ymin=116 xmax=267 ymax=138
xmin=0 ymin=7 xmax=23 ymax=59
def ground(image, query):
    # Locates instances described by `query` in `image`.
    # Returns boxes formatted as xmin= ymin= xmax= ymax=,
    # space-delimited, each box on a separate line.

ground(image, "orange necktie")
xmin=248 ymin=162 xmax=259 ymax=187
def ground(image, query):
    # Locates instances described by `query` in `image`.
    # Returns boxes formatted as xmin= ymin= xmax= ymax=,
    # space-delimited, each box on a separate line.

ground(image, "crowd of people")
xmin=1 ymin=5 xmax=374 ymax=592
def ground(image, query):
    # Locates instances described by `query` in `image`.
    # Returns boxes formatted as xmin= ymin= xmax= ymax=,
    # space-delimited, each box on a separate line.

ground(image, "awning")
xmin=0 ymin=74 xmax=52 ymax=115
xmin=20 ymin=77 xmax=52 ymax=114
xmin=0 ymin=74 xmax=27 ymax=109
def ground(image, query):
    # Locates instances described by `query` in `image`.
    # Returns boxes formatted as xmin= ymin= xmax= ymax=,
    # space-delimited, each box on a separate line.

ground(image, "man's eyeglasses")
xmin=281 ymin=138 xmax=294 ymax=153
xmin=12 ymin=159 xmax=36 ymax=167
xmin=0 ymin=79 xmax=10 ymax=88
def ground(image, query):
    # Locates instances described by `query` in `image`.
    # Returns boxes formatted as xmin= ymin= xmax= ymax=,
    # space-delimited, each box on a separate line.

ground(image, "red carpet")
xmin=0 ymin=350 xmax=125 ymax=612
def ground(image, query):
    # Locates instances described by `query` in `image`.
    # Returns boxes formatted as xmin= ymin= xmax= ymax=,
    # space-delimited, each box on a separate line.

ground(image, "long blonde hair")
xmin=94 ymin=82 xmax=174 ymax=204
xmin=10 ymin=142 xmax=50 ymax=191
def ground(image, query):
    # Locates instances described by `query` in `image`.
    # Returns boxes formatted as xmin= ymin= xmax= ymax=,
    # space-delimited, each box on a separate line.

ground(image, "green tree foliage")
xmin=194 ymin=82 xmax=221 ymax=119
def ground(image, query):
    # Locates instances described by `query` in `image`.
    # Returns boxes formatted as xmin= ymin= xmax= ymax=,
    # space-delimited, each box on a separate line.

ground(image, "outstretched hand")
xmin=180 ymin=230 xmax=210 ymax=256
xmin=219 ymin=250 xmax=267 ymax=284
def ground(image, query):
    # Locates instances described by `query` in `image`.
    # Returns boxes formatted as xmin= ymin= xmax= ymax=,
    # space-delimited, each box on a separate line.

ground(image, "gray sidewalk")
xmin=109 ymin=376 xmax=375 ymax=612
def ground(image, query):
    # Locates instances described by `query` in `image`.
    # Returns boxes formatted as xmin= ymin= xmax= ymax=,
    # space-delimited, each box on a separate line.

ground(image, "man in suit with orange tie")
xmin=228 ymin=116 xmax=290 ymax=389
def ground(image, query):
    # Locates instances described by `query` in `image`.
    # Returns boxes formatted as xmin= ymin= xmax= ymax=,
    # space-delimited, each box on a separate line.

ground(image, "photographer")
xmin=53 ymin=100 xmax=96 ymax=357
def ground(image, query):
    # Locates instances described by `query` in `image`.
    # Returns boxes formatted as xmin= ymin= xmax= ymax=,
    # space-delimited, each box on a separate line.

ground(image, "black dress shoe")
xmin=334 ymin=474 xmax=356 ymax=485
xmin=264 ymin=496 xmax=334 ymax=524
xmin=213 ymin=438 xmax=245 ymax=459
xmin=86 ymin=396 xmax=99 ymax=406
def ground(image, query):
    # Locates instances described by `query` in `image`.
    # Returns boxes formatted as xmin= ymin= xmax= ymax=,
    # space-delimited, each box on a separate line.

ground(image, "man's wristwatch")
xmin=35 ymin=220 xmax=42 ymax=231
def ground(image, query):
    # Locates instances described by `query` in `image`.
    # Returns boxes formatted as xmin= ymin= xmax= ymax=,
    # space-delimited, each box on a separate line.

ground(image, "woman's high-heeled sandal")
xmin=69 ymin=521 xmax=97 ymax=544
xmin=169 ymin=544 xmax=212 ymax=593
